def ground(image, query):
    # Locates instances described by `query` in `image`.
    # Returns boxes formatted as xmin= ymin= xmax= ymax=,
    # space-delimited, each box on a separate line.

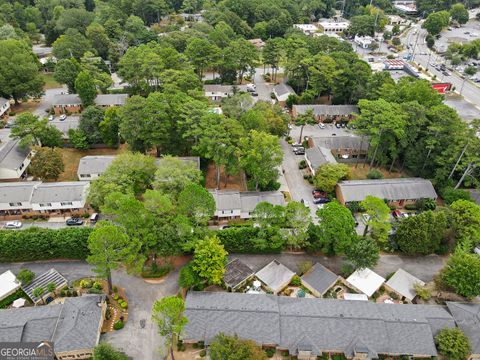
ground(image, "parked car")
xmin=90 ymin=213 xmax=99 ymax=224
xmin=313 ymin=197 xmax=331 ymax=204
xmin=4 ymin=221 xmax=22 ymax=229
xmin=59 ymin=114 xmax=67 ymax=121
xmin=391 ymin=209 xmax=402 ymax=219
xmin=291 ymin=143 xmax=303 ymax=148
xmin=293 ymin=147 xmax=305 ymax=155
xmin=301 ymin=199 xmax=310 ymax=208
xmin=48 ymin=115 xmax=54 ymax=121
xmin=335 ymin=123 xmax=342 ymax=128
xmin=442 ymin=71 xmax=450 ymax=77
xmin=246 ymin=84 xmax=256 ymax=92
xmin=66 ymin=217 xmax=84 ymax=226
xmin=318 ymin=123 xmax=326 ymax=129
xmin=251 ymin=92 xmax=258 ymax=97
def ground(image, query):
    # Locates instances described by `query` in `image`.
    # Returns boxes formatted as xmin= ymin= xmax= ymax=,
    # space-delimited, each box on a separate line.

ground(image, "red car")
xmin=312 ymin=190 xmax=328 ymax=199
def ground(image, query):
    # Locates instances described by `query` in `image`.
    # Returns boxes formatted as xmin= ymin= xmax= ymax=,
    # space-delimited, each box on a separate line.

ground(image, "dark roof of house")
xmin=0 ymin=140 xmax=30 ymax=173
xmin=0 ymin=295 xmax=104 ymax=352
xmin=301 ymin=263 xmax=338 ymax=295
xmin=224 ymin=258 xmax=254 ymax=289
xmin=446 ymin=302 xmax=480 ymax=354
xmin=22 ymin=268 xmax=68 ymax=303
xmin=255 ymin=260 xmax=295 ymax=293
xmin=53 ymin=94 xmax=81 ymax=106
xmin=209 ymin=190 xmax=285 ymax=212
xmin=53 ymin=94 xmax=128 ymax=106
xmin=337 ymin=178 xmax=438 ymax=203
xmin=77 ymin=155 xmax=116 ymax=176
xmin=293 ymin=105 xmax=359 ymax=117
xmin=30 ymin=182 xmax=89 ymax=204
xmin=305 ymin=146 xmax=337 ymax=169
xmin=0 ymin=182 xmax=40 ymax=203
xmin=183 ymin=292 xmax=456 ymax=357
xmin=204 ymin=85 xmax=234 ymax=93
xmin=273 ymin=83 xmax=296 ymax=97
xmin=312 ymin=136 xmax=369 ymax=151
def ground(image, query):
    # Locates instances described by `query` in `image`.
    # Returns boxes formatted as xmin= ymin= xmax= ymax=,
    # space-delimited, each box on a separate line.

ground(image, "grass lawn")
xmin=41 ymin=73 xmax=62 ymax=90
xmin=348 ymin=164 xmax=408 ymax=180
xmin=57 ymin=147 xmax=125 ymax=182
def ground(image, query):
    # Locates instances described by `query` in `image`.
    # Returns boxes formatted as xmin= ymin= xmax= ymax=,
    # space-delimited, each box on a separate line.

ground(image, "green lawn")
xmin=41 ymin=73 xmax=62 ymax=90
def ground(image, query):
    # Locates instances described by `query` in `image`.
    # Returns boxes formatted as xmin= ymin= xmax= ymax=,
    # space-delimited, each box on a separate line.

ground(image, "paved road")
xmin=231 ymin=253 xmax=447 ymax=282
xmin=404 ymin=24 xmax=480 ymax=108
xmin=0 ymin=261 xmax=179 ymax=360
xmin=253 ymin=67 xmax=275 ymax=102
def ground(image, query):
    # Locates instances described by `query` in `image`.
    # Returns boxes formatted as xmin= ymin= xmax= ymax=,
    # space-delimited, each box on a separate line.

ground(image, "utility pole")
xmin=369 ymin=129 xmax=383 ymax=168
xmin=455 ymin=162 xmax=476 ymax=189
xmin=448 ymin=143 xmax=469 ymax=180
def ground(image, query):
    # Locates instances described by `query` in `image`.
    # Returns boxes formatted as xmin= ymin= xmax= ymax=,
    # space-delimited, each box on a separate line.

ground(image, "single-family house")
xmin=224 ymin=258 xmax=255 ymax=292
xmin=0 ymin=97 xmax=10 ymax=118
xmin=446 ymin=302 xmax=480 ymax=360
xmin=273 ymin=83 xmax=296 ymax=107
xmin=77 ymin=155 xmax=116 ymax=180
xmin=255 ymin=260 xmax=295 ymax=294
xmin=183 ymin=291 xmax=457 ymax=358
xmin=204 ymin=85 xmax=234 ymax=101
xmin=336 ymin=178 xmax=438 ymax=206
xmin=0 ymin=295 xmax=106 ymax=360
xmin=22 ymin=268 xmax=68 ymax=304
xmin=293 ymin=24 xmax=319 ymax=36
xmin=292 ymin=104 xmax=358 ymax=123
xmin=318 ymin=21 xmax=349 ymax=34
xmin=0 ymin=139 xmax=33 ymax=180
xmin=345 ymin=268 xmax=385 ymax=297
xmin=53 ymin=94 xmax=128 ymax=114
xmin=384 ymin=268 xmax=425 ymax=302
xmin=209 ymin=190 xmax=285 ymax=220
xmin=0 ymin=270 xmax=20 ymax=301
xmin=301 ymin=263 xmax=339 ymax=297
xmin=354 ymin=35 xmax=374 ymax=49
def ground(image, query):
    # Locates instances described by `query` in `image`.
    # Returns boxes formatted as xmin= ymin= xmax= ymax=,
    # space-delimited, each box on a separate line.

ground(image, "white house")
xmin=30 ymin=182 xmax=90 ymax=212
xmin=203 ymin=85 xmax=234 ymax=101
xmin=209 ymin=190 xmax=285 ymax=219
xmin=318 ymin=21 xmax=349 ymax=34
xmin=77 ymin=155 xmax=116 ymax=180
xmin=0 ymin=140 xmax=33 ymax=180
xmin=0 ymin=181 xmax=40 ymax=213
xmin=354 ymin=35 xmax=374 ymax=49
xmin=0 ymin=270 xmax=20 ymax=301
xmin=0 ymin=98 xmax=10 ymax=118
xmin=293 ymin=24 xmax=319 ymax=36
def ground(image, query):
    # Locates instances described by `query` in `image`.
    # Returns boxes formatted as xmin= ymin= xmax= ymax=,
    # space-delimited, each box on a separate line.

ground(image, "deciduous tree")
xmin=442 ymin=249 xmax=480 ymax=298
xmin=346 ymin=236 xmax=380 ymax=270
xmin=313 ymin=163 xmax=351 ymax=193
xmin=154 ymin=156 xmax=202 ymax=195
xmin=75 ymin=71 xmax=97 ymax=106
xmin=10 ymin=112 xmax=63 ymax=147
xmin=435 ymin=328 xmax=471 ymax=360
xmin=210 ymin=333 xmax=268 ymax=360
xmin=192 ymin=235 xmax=228 ymax=285
xmin=29 ymin=147 xmax=65 ymax=181
xmin=177 ymin=183 xmax=215 ymax=227
xmin=54 ymin=58 xmax=81 ymax=93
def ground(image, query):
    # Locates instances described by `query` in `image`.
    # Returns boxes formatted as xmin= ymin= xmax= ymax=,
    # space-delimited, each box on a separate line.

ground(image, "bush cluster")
xmin=216 ymin=227 xmax=284 ymax=253
xmin=0 ymin=227 xmax=92 ymax=262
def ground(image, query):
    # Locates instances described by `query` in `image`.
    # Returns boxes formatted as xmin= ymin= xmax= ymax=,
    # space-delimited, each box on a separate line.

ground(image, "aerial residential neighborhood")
xmin=0 ymin=0 xmax=479 ymax=359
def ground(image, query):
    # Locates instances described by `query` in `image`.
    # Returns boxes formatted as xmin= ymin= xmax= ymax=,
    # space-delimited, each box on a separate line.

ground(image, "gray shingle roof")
xmin=53 ymin=94 xmax=81 ymax=106
xmin=385 ymin=268 xmax=424 ymax=301
xmin=313 ymin=136 xmax=369 ymax=151
xmin=224 ymin=258 xmax=254 ymax=290
xmin=337 ymin=178 xmax=438 ymax=203
xmin=294 ymin=105 xmax=359 ymax=117
xmin=94 ymin=94 xmax=128 ymax=106
xmin=0 ymin=98 xmax=9 ymax=108
xmin=446 ymin=302 xmax=480 ymax=354
xmin=22 ymin=268 xmax=68 ymax=303
xmin=0 ymin=295 xmax=104 ymax=353
xmin=305 ymin=146 xmax=337 ymax=169
xmin=301 ymin=263 xmax=338 ymax=296
xmin=184 ymin=292 xmax=457 ymax=357
xmin=77 ymin=155 xmax=116 ymax=176
xmin=50 ymin=117 xmax=80 ymax=138
xmin=204 ymin=85 xmax=234 ymax=93
xmin=0 ymin=181 xmax=40 ymax=203
xmin=273 ymin=83 xmax=295 ymax=97
xmin=255 ymin=260 xmax=295 ymax=294
xmin=0 ymin=139 xmax=30 ymax=172
xmin=30 ymin=182 xmax=89 ymax=204
xmin=209 ymin=190 xmax=285 ymax=212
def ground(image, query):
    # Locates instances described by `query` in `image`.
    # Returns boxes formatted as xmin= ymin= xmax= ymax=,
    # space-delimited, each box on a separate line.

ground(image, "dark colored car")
xmin=293 ymin=147 xmax=305 ymax=155
xmin=312 ymin=190 xmax=328 ymax=199
xmin=391 ymin=210 xmax=402 ymax=219
xmin=313 ymin=197 xmax=331 ymax=204
xmin=66 ymin=217 xmax=84 ymax=226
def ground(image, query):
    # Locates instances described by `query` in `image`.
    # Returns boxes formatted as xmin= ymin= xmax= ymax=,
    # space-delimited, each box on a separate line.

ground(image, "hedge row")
xmin=216 ymin=226 xmax=284 ymax=253
xmin=0 ymin=227 xmax=93 ymax=262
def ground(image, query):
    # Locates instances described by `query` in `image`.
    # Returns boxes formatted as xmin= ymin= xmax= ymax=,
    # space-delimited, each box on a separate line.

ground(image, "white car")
xmin=5 ymin=221 xmax=22 ymax=229
xmin=59 ymin=114 xmax=67 ymax=121
xmin=246 ymin=84 xmax=256 ymax=92
xmin=318 ymin=123 xmax=326 ymax=129
xmin=48 ymin=115 xmax=54 ymax=121
xmin=301 ymin=199 xmax=310 ymax=208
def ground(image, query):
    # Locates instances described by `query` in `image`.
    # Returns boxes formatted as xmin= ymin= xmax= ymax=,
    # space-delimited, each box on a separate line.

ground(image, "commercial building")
xmin=293 ymin=24 xmax=319 ymax=36
xmin=318 ymin=21 xmax=349 ymax=34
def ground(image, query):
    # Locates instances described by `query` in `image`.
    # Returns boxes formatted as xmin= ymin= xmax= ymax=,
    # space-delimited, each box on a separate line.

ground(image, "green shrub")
xmin=216 ymin=226 xmax=284 ymax=253
xmin=367 ymin=168 xmax=384 ymax=179
xmin=416 ymin=198 xmax=436 ymax=211
xmin=0 ymin=227 xmax=92 ymax=262
xmin=199 ymin=349 xmax=206 ymax=357
xmin=265 ymin=347 xmax=276 ymax=358
xmin=80 ymin=279 xmax=92 ymax=288
xmin=113 ymin=321 xmax=124 ymax=330
xmin=298 ymin=160 xmax=307 ymax=169
xmin=290 ymin=275 xmax=301 ymax=286
xmin=404 ymin=203 xmax=417 ymax=210
xmin=113 ymin=286 xmax=118 ymax=292
xmin=16 ymin=269 xmax=35 ymax=285
xmin=92 ymin=281 xmax=103 ymax=290
xmin=0 ymin=289 xmax=27 ymax=309
xmin=141 ymin=264 xmax=173 ymax=278
xmin=120 ymin=301 xmax=128 ymax=309
xmin=441 ymin=187 xmax=473 ymax=205
xmin=88 ymin=288 xmax=103 ymax=294
xmin=60 ymin=290 xmax=65 ymax=297
xmin=113 ymin=294 xmax=119 ymax=300
xmin=347 ymin=201 xmax=365 ymax=214
xmin=331 ymin=354 xmax=347 ymax=360
xmin=340 ymin=263 xmax=354 ymax=278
